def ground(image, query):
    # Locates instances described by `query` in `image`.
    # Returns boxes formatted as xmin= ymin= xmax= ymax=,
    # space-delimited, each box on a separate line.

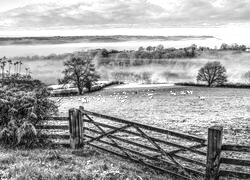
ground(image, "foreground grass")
xmin=0 ymin=146 xmax=171 ymax=180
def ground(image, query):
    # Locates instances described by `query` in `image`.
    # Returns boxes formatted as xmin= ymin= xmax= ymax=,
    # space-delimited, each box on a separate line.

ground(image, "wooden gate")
xmin=38 ymin=107 xmax=250 ymax=179
xmin=78 ymin=107 xmax=208 ymax=179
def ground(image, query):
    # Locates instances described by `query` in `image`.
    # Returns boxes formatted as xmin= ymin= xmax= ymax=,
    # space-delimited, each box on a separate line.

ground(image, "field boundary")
xmin=38 ymin=107 xmax=250 ymax=180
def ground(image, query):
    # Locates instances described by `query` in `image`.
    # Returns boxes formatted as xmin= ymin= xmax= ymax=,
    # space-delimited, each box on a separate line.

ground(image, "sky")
xmin=0 ymin=0 xmax=250 ymax=37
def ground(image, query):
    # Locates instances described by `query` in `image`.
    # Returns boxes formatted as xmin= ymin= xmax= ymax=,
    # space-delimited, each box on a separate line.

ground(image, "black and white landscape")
xmin=0 ymin=1 xmax=250 ymax=180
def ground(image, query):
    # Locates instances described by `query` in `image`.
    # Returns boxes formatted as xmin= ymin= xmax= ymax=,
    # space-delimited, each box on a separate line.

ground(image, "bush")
xmin=175 ymin=82 xmax=250 ymax=89
xmin=0 ymin=87 xmax=58 ymax=147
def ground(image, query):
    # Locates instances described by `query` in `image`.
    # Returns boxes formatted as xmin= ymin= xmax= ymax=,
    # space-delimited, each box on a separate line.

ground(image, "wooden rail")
xmin=81 ymin=109 xmax=206 ymax=144
xmin=39 ymin=108 xmax=250 ymax=180
xmin=84 ymin=127 xmax=207 ymax=168
xmin=37 ymin=125 xmax=68 ymax=130
xmin=219 ymin=144 xmax=250 ymax=179
xmin=222 ymin=144 xmax=250 ymax=152
xmin=220 ymin=158 xmax=250 ymax=166
xmin=219 ymin=170 xmax=250 ymax=179
xmin=83 ymin=119 xmax=207 ymax=156
xmin=43 ymin=117 xmax=68 ymax=121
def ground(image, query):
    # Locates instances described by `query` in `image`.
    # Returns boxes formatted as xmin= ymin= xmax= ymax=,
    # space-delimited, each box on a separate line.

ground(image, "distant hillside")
xmin=0 ymin=35 xmax=214 ymax=45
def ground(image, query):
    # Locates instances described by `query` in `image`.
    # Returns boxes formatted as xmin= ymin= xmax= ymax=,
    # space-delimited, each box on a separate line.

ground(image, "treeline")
xmin=11 ymin=44 xmax=200 ymax=61
xmin=11 ymin=43 xmax=248 ymax=65
xmin=98 ymin=43 xmax=247 ymax=60
xmin=220 ymin=43 xmax=247 ymax=51
xmin=98 ymin=44 xmax=199 ymax=59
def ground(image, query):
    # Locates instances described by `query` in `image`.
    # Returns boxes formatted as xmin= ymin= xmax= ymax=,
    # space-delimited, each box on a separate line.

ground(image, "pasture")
xmin=55 ymin=85 xmax=250 ymax=146
xmin=1 ymin=85 xmax=249 ymax=179
xmin=50 ymin=84 xmax=250 ymax=178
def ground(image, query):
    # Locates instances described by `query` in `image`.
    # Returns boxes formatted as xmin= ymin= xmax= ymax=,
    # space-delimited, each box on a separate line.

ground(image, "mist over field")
xmin=0 ymin=35 xmax=249 ymax=85
xmin=22 ymin=51 xmax=250 ymax=85
xmin=0 ymin=36 xmax=219 ymax=57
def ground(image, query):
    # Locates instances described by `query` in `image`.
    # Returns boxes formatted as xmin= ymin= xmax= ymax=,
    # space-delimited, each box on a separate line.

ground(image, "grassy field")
xmin=0 ymin=146 xmax=169 ymax=180
xmin=56 ymin=85 xmax=250 ymax=145
xmin=51 ymin=84 xmax=250 ymax=178
xmin=1 ymin=85 xmax=249 ymax=179
xmin=2 ymin=51 xmax=250 ymax=179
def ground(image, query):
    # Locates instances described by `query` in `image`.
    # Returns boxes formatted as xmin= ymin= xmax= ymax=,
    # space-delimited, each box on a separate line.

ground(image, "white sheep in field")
xmin=198 ymin=96 xmax=205 ymax=100
xmin=170 ymin=91 xmax=176 ymax=96
xmin=180 ymin=91 xmax=186 ymax=95
xmin=81 ymin=97 xmax=88 ymax=103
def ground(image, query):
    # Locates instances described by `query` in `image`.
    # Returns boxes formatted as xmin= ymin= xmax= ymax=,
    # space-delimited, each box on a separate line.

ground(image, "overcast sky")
xmin=0 ymin=0 xmax=250 ymax=37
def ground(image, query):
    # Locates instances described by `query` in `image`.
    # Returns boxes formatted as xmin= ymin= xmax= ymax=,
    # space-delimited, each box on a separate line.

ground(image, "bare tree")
xmin=59 ymin=54 xmax=100 ymax=95
xmin=197 ymin=61 xmax=227 ymax=87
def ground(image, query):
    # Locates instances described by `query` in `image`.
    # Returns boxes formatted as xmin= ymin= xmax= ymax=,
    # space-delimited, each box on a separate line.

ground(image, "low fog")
xmin=23 ymin=51 xmax=250 ymax=85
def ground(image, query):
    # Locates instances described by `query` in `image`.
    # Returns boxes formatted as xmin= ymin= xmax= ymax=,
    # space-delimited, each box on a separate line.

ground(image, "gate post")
xmin=69 ymin=108 xmax=83 ymax=149
xmin=205 ymin=126 xmax=223 ymax=180
xmin=79 ymin=106 xmax=85 ymax=144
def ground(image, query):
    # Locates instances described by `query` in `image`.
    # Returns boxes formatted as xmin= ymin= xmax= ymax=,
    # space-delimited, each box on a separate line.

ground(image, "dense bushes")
xmin=0 ymin=81 xmax=57 ymax=147
xmin=0 ymin=74 xmax=44 ymax=91
xmin=175 ymin=82 xmax=250 ymax=89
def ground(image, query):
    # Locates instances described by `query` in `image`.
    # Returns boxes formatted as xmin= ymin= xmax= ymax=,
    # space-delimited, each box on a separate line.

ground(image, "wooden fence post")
xmin=79 ymin=106 xmax=85 ymax=144
xmin=206 ymin=126 xmax=223 ymax=180
xmin=69 ymin=108 xmax=83 ymax=149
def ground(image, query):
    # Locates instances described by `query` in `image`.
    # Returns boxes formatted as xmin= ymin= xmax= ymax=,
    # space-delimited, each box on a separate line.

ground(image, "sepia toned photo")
xmin=0 ymin=0 xmax=249 ymax=179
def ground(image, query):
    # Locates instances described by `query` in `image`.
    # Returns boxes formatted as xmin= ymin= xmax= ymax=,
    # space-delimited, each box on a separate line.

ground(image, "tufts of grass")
xmin=0 ymin=147 xmax=172 ymax=180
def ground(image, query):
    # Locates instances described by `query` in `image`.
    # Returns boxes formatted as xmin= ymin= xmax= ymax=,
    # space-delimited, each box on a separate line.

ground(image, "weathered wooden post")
xmin=205 ymin=126 xmax=223 ymax=180
xmin=79 ymin=106 xmax=85 ymax=144
xmin=69 ymin=108 xmax=83 ymax=149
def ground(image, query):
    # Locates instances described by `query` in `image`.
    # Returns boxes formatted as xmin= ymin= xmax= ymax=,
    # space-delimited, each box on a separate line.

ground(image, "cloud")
xmin=0 ymin=0 xmax=250 ymax=31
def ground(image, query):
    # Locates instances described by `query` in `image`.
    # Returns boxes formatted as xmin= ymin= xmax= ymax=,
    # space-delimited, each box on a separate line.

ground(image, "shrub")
xmin=0 ymin=87 xmax=58 ymax=147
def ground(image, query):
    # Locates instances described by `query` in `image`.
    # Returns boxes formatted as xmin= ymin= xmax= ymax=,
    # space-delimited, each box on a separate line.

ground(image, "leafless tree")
xmin=197 ymin=61 xmax=227 ymax=87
